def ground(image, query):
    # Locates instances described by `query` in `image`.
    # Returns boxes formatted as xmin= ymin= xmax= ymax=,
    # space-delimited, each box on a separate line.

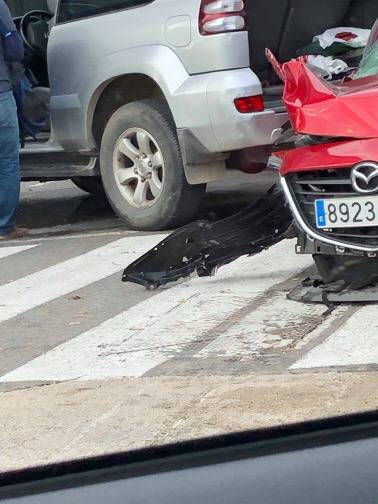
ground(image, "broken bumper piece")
xmin=289 ymin=254 xmax=378 ymax=304
xmin=288 ymin=279 xmax=378 ymax=304
xmin=123 ymin=185 xmax=293 ymax=289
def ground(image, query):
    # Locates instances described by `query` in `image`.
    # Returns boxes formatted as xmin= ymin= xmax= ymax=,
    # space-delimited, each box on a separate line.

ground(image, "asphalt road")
xmin=0 ymin=171 xmax=377 ymax=472
xmin=17 ymin=171 xmax=275 ymax=237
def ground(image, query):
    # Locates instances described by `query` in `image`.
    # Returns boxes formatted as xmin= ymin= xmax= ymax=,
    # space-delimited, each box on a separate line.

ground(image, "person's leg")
xmin=0 ymin=91 xmax=20 ymax=236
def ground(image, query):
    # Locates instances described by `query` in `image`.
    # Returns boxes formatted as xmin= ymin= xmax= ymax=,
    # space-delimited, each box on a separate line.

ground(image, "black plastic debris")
xmin=288 ymin=280 xmax=378 ymax=304
xmin=123 ymin=184 xmax=293 ymax=289
xmin=288 ymin=254 xmax=378 ymax=305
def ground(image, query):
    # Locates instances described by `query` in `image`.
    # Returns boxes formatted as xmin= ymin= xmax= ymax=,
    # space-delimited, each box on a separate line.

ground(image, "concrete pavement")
xmin=1 ymin=372 xmax=377 ymax=472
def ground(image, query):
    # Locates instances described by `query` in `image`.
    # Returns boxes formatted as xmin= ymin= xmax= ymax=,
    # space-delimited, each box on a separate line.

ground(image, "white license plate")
xmin=315 ymin=196 xmax=378 ymax=229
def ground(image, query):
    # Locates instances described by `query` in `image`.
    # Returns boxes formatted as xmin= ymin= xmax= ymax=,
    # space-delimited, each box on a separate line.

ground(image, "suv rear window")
xmin=57 ymin=0 xmax=152 ymax=23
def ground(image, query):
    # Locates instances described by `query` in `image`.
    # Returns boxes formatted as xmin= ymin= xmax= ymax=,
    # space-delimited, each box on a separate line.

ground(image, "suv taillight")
xmin=199 ymin=0 xmax=247 ymax=36
xmin=234 ymin=95 xmax=264 ymax=113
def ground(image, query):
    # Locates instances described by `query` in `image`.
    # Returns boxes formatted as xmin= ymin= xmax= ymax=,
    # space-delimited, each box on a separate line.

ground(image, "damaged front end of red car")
xmin=275 ymin=56 xmax=378 ymax=301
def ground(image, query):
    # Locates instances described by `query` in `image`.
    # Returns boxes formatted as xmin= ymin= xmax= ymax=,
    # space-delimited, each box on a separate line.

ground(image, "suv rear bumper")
xmin=171 ymin=68 xmax=288 ymax=155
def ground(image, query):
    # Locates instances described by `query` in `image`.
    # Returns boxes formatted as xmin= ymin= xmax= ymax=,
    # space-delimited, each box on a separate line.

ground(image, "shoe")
xmin=0 ymin=227 xmax=29 ymax=241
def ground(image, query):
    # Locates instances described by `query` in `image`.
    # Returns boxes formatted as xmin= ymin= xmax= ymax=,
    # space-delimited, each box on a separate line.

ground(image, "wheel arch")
xmin=89 ymin=74 xmax=167 ymax=147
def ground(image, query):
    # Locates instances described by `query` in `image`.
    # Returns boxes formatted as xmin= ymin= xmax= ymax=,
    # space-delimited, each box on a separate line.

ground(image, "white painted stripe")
xmin=196 ymin=293 xmax=326 ymax=359
xmin=0 ymin=244 xmax=39 ymax=261
xmin=0 ymin=234 xmax=166 ymax=324
xmin=290 ymin=305 xmax=378 ymax=369
xmin=293 ymin=305 xmax=351 ymax=350
xmin=0 ymin=241 xmax=313 ymax=382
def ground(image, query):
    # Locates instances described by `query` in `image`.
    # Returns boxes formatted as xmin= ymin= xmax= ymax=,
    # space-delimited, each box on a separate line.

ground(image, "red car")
xmin=276 ymin=41 xmax=378 ymax=296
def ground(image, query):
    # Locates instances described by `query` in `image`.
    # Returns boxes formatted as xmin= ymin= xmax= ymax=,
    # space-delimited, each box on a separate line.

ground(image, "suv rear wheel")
xmin=100 ymin=100 xmax=206 ymax=231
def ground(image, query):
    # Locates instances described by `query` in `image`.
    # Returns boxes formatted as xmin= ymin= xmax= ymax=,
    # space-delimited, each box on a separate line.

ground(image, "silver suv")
xmin=14 ymin=0 xmax=289 ymax=230
xmin=15 ymin=0 xmax=376 ymax=230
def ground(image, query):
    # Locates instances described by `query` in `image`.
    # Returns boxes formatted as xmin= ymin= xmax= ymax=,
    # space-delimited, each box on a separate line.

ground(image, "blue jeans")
xmin=0 ymin=90 xmax=20 ymax=235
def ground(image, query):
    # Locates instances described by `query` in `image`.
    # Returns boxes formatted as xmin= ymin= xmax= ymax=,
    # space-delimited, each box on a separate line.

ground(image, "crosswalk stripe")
xmin=195 ymin=293 xmax=326 ymax=359
xmin=290 ymin=304 xmax=378 ymax=369
xmin=0 ymin=234 xmax=166 ymax=325
xmin=0 ymin=241 xmax=313 ymax=382
xmin=0 ymin=244 xmax=39 ymax=261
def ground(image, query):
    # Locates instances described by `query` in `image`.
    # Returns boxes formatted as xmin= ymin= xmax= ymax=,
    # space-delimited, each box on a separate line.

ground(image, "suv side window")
xmin=7 ymin=0 xmax=48 ymax=17
xmin=57 ymin=0 xmax=152 ymax=23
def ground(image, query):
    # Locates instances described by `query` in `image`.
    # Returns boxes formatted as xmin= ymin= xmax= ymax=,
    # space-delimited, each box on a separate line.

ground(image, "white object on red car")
xmin=306 ymin=55 xmax=349 ymax=80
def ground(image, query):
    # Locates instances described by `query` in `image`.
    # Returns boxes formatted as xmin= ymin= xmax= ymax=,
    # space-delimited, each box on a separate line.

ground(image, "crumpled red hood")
xmin=281 ymin=60 xmax=378 ymax=139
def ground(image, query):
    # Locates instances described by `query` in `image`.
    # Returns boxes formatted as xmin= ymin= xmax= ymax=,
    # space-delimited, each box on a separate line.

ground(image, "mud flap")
xmin=123 ymin=184 xmax=293 ymax=289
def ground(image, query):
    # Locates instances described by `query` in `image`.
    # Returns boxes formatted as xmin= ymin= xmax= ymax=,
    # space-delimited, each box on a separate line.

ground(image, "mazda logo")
xmin=351 ymin=162 xmax=378 ymax=194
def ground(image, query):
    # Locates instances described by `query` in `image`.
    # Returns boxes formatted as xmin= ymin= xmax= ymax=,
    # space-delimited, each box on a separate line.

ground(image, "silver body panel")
xmin=46 ymin=0 xmax=287 ymax=161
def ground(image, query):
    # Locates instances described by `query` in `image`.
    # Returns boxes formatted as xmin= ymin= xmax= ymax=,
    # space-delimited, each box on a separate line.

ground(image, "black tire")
xmin=71 ymin=177 xmax=104 ymax=196
xmin=99 ymin=99 xmax=206 ymax=231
